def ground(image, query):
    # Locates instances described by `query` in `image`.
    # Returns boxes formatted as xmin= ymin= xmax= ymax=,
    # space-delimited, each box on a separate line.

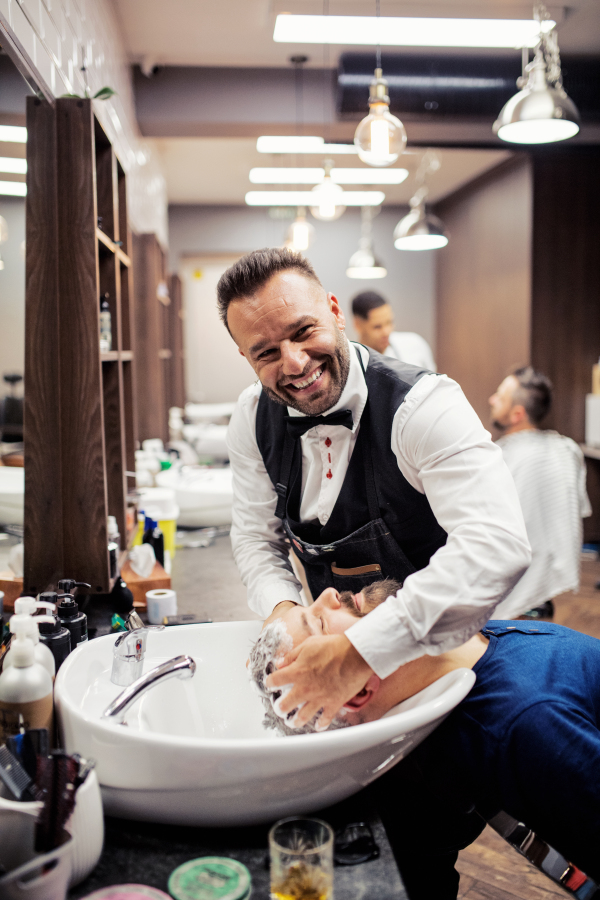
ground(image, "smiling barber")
xmin=220 ymin=248 xmax=531 ymax=729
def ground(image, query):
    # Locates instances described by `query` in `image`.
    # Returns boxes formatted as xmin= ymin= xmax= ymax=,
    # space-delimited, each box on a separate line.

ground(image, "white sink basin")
xmin=55 ymin=622 xmax=475 ymax=826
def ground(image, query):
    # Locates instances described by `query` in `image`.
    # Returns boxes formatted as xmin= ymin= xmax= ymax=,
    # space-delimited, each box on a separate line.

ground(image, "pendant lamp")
xmin=394 ymin=151 xmax=448 ymax=251
xmin=493 ymin=3 xmax=579 ymax=144
xmin=353 ymin=0 xmax=406 ymax=167
xmin=310 ymin=160 xmax=346 ymax=221
xmin=347 ymin=207 xmax=387 ymax=279
xmin=284 ymin=208 xmax=315 ymax=252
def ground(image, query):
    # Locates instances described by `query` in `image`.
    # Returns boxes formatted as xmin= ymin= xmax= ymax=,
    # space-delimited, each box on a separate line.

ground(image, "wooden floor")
xmin=456 ymin=557 xmax=600 ymax=898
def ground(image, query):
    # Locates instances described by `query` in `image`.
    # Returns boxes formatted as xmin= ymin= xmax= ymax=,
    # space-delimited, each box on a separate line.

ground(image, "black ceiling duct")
xmin=338 ymin=52 xmax=600 ymax=121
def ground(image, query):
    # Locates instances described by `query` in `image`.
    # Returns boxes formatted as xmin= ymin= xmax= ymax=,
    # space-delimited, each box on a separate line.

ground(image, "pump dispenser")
xmin=57 ymin=593 xmax=88 ymax=647
xmin=0 ymin=635 xmax=54 ymax=742
xmin=36 ymin=592 xmax=72 ymax=671
xmin=2 ymin=596 xmax=57 ymax=678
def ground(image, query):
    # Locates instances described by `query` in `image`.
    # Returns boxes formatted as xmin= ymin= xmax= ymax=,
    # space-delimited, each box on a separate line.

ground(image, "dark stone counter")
xmin=68 ymin=790 xmax=406 ymax=899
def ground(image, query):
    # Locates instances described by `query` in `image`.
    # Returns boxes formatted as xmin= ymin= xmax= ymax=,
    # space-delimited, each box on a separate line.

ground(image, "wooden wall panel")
xmin=435 ymin=156 xmax=532 ymax=428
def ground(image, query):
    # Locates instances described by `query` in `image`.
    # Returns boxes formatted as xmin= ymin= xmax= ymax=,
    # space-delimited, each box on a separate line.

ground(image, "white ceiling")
xmin=151 ymin=137 xmax=511 ymax=205
xmin=112 ymin=0 xmax=600 ymax=69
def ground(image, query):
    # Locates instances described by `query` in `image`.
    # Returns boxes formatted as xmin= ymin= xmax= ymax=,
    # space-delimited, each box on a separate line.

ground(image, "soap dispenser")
xmin=36 ymin=592 xmax=72 ymax=671
xmin=3 ymin=613 xmax=57 ymax=679
xmin=0 ymin=635 xmax=54 ymax=742
xmin=56 ymin=593 xmax=88 ymax=647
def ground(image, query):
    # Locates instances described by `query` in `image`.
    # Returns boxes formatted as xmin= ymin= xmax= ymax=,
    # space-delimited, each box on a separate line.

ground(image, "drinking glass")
xmin=269 ymin=816 xmax=334 ymax=900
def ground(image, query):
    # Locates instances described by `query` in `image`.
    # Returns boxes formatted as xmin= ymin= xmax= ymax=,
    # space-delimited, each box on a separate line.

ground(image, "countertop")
xmin=68 ymin=789 xmax=406 ymax=899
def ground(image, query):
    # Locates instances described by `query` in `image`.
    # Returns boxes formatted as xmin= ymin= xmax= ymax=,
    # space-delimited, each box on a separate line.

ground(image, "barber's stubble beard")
xmin=262 ymin=325 xmax=351 ymax=416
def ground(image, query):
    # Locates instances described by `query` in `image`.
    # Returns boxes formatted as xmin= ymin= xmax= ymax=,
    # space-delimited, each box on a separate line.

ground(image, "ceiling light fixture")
xmin=0 ymin=125 xmax=27 ymax=143
xmin=256 ymin=136 xmax=357 ymax=155
xmin=0 ymin=158 xmax=27 ymax=175
xmin=0 ymin=182 xmax=27 ymax=197
xmin=249 ymin=167 xmax=408 ymax=185
xmin=284 ymin=207 xmax=315 ymax=252
xmin=310 ymin=160 xmax=346 ymax=220
xmin=273 ymin=14 xmax=555 ymax=49
xmin=347 ymin=206 xmax=387 ymax=279
xmin=493 ymin=3 xmax=579 ymax=144
xmin=394 ymin=151 xmax=448 ymax=251
xmin=354 ymin=1 xmax=406 ymax=168
xmin=245 ymin=190 xmax=385 ymax=207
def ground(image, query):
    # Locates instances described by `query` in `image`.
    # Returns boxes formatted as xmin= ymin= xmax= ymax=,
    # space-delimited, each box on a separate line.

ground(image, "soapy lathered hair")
xmin=249 ymin=578 xmax=402 ymax=736
xmin=216 ymin=247 xmax=321 ymax=332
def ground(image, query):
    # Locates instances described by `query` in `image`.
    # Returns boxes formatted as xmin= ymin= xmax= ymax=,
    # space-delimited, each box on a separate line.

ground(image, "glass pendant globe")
xmin=310 ymin=177 xmax=346 ymax=221
xmin=285 ymin=210 xmax=315 ymax=252
xmin=354 ymin=106 xmax=407 ymax=168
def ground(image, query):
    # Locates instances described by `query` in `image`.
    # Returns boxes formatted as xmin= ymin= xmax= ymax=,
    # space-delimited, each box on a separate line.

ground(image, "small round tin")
xmin=81 ymin=886 xmax=172 ymax=900
xmin=168 ymin=857 xmax=252 ymax=900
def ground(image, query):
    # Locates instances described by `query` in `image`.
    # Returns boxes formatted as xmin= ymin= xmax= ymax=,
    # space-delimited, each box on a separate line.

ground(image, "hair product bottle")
xmin=0 ymin=635 xmax=53 ymax=742
xmin=2 ymin=596 xmax=57 ymax=678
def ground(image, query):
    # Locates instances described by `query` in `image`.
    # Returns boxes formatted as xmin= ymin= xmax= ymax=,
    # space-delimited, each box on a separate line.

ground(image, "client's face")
xmin=278 ymin=588 xmax=365 ymax=649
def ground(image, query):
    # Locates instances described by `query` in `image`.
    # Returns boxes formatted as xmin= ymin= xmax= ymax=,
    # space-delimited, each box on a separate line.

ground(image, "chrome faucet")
xmin=103 ymin=655 xmax=196 ymax=725
xmin=111 ymin=624 xmax=165 ymax=686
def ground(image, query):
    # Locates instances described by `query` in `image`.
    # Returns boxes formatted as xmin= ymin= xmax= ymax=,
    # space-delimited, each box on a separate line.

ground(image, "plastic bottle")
xmin=36 ymin=593 xmax=72 ymax=671
xmin=0 ymin=635 xmax=54 ymax=742
xmin=142 ymin=516 xmax=164 ymax=568
xmin=3 ymin=614 xmax=56 ymax=679
xmin=57 ymin=593 xmax=88 ymax=647
xmin=99 ymin=293 xmax=112 ymax=352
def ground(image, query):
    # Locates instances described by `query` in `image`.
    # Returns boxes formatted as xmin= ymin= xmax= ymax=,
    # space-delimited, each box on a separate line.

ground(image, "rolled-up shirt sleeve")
xmin=227 ymin=384 xmax=304 ymax=617
xmin=345 ymin=374 xmax=532 ymax=679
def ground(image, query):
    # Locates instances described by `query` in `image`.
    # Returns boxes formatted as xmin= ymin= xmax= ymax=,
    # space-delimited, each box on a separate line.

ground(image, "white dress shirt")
xmin=385 ymin=331 xmax=436 ymax=372
xmin=227 ymin=340 xmax=531 ymax=679
xmin=493 ymin=430 xmax=591 ymax=618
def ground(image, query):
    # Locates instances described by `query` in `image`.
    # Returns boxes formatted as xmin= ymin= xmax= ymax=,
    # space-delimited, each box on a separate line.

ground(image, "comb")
xmin=0 ymin=744 xmax=37 ymax=801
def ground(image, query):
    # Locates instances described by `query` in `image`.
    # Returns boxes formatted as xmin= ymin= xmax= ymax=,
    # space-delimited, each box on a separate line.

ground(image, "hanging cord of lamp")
xmin=284 ymin=56 xmax=317 ymax=251
xmin=493 ymin=1 xmax=580 ymax=144
xmin=353 ymin=0 xmax=407 ymax=167
xmin=393 ymin=150 xmax=448 ymax=251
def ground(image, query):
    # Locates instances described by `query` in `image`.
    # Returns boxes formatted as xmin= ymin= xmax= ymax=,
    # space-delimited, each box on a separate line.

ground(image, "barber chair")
xmin=487 ymin=811 xmax=599 ymax=899
xmin=0 ymin=374 xmax=24 ymax=444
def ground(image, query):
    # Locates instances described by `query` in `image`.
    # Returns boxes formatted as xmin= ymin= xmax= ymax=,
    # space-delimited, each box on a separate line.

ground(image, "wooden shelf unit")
xmin=24 ymin=97 xmax=138 ymax=594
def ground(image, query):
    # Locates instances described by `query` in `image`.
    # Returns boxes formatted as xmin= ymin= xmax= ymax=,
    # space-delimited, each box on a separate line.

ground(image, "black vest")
xmin=256 ymin=348 xmax=447 ymax=574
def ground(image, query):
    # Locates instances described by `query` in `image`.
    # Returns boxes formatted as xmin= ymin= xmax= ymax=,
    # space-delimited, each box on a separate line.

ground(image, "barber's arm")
xmin=268 ymin=374 xmax=531 ymax=727
xmin=227 ymin=386 xmax=304 ymax=619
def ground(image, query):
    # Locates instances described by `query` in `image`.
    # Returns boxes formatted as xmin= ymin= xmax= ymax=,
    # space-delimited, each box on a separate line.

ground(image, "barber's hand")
xmin=266 ymin=633 xmax=373 ymax=730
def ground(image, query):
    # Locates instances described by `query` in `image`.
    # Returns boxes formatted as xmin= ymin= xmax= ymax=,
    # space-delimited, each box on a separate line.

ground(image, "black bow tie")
xmin=285 ymin=408 xmax=354 ymax=439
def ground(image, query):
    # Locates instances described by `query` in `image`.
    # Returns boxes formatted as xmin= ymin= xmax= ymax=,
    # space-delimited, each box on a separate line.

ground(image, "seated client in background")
xmin=249 ymin=580 xmax=600 ymax=897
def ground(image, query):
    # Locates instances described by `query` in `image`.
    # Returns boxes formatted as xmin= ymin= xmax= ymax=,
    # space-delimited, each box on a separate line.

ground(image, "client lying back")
xmin=248 ymin=579 xmax=488 ymax=735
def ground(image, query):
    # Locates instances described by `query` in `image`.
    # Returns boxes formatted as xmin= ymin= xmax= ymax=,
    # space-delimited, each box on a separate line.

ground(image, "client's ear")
xmin=343 ymin=674 xmax=381 ymax=710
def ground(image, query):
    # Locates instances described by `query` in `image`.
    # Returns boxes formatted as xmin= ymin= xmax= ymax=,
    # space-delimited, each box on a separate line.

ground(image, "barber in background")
xmin=351 ymin=290 xmax=436 ymax=371
xmin=490 ymin=366 xmax=591 ymax=620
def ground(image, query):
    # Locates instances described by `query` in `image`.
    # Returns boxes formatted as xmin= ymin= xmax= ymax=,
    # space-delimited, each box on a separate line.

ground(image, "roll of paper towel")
xmin=146 ymin=589 xmax=177 ymax=624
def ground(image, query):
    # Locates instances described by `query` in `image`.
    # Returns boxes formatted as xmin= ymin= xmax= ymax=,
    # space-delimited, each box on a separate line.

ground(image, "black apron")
xmin=261 ymin=348 xmax=446 ymax=598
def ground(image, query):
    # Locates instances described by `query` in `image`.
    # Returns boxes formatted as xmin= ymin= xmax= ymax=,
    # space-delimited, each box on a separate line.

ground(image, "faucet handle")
xmin=111 ymin=625 xmax=165 ymax=686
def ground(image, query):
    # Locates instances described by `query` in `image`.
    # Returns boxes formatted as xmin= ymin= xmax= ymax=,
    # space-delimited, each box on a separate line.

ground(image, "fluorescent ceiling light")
xmin=246 ymin=191 xmax=385 ymax=206
xmin=0 ymin=181 xmax=27 ymax=196
xmin=273 ymin=15 xmax=555 ymax=49
xmin=0 ymin=125 xmax=27 ymax=143
xmin=257 ymin=136 xmax=357 ymax=155
xmin=249 ymin=167 xmax=407 ymax=185
xmin=0 ymin=157 xmax=27 ymax=175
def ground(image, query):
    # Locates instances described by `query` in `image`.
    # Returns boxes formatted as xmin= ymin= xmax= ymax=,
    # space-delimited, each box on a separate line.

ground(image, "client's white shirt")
xmin=384 ymin=331 xmax=436 ymax=372
xmin=227 ymin=339 xmax=530 ymax=679
xmin=493 ymin=430 xmax=591 ymax=618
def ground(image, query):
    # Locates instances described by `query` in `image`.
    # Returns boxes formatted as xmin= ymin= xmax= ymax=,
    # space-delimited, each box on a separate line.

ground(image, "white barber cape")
xmin=227 ymin=339 xmax=531 ymax=679
xmin=493 ymin=430 xmax=591 ymax=619
xmin=384 ymin=331 xmax=436 ymax=372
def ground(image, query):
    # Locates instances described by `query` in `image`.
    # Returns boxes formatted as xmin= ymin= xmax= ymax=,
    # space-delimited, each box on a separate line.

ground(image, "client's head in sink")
xmin=248 ymin=580 xmax=489 ymax=735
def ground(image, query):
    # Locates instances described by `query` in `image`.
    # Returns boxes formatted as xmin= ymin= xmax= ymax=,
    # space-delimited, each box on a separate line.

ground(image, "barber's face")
xmin=228 ymin=271 xmax=350 ymax=416
xmin=353 ymin=304 xmax=394 ymax=354
xmin=276 ymin=588 xmax=363 ymax=649
xmin=489 ymin=375 xmax=518 ymax=431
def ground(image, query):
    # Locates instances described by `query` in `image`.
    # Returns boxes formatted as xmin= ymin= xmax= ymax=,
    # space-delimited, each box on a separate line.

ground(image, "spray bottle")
xmin=2 ymin=597 xmax=57 ymax=678
xmin=0 ymin=634 xmax=53 ymax=742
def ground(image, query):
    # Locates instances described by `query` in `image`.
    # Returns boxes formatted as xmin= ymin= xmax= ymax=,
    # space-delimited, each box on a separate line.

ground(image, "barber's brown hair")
xmin=216 ymin=247 xmax=322 ymax=332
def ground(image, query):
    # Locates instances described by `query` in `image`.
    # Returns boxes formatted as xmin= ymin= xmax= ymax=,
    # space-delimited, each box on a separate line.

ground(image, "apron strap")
xmin=274 ymin=344 xmax=380 ymax=522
